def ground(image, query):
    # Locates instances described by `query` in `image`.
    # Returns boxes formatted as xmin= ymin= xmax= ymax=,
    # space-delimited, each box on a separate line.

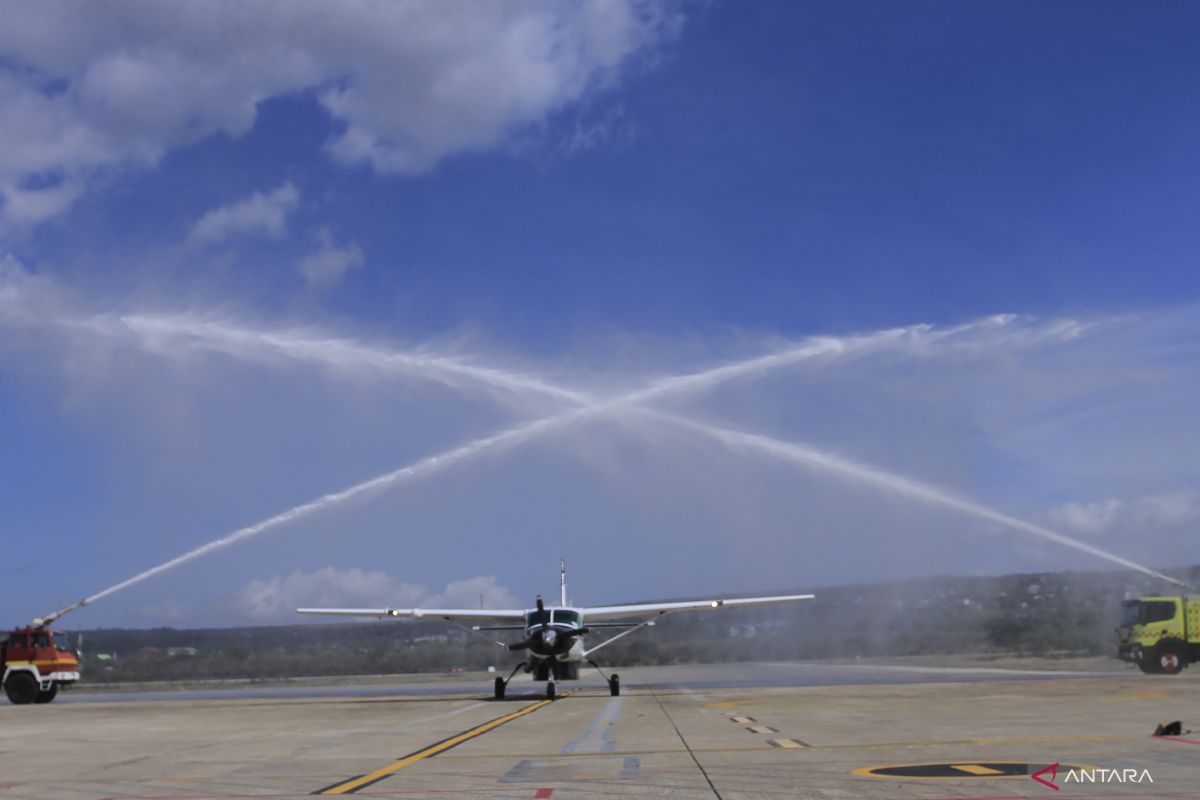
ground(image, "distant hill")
xmin=65 ymin=565 xmax=1198 ymax=683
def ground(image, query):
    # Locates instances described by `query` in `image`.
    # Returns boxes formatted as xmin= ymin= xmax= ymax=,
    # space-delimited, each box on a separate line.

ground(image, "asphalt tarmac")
xmin=3 ymin=661 xmax=1197 ymax=799
xmin=54 ymin=660 xmax=1110 ymax=704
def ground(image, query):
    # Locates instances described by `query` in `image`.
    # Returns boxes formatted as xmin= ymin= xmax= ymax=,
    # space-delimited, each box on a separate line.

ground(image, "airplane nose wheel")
xmin=547 ymin=682 xmax=556 ymax=700
xmin=494 ymin=676 xmax=506 ymax=700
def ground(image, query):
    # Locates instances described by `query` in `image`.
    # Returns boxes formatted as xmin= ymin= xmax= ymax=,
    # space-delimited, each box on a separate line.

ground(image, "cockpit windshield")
xmin=553 ymin=609 xmax=581 ymax=629
xmin=524 ymin=609 xmax=581 ymax=629
xmin=525 ymin=609 xmax=550 ymax=628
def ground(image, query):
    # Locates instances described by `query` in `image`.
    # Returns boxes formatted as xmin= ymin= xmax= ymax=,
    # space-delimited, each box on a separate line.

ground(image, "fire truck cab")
xmin=1 ymin=627 xmax=80 ymax=704
xmin=1117 ymin=595 xmax=1200 ymax=674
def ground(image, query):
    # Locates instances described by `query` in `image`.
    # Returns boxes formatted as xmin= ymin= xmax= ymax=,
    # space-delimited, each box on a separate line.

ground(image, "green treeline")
xmin=69 ymin=566 xmax=1196 ymax=684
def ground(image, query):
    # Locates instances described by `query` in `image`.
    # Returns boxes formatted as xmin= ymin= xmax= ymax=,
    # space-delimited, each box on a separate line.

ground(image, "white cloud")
xmin=1044 ymin=497 xmax=1123 ymax=534
xmin=0 ymin=253 xmax=32 ymax=309
xmin=1 ymin=178 xmax=85 ymax=230
xmin=1044 ymin=489 xmax=1200 ymax=536
xmin=186 ymin=183 xmax=299 ymax=248
xmin=431 ymin=576 xmax=521 ymax=611
xmin=234 ymin=567 xmax=518 ymax=623
xmin=0 ymin=1 xmax=679 ymax=231
xmin=1128 ymin=489 xmax=1200 ymax=528
xmin=295 ymin=228 xmax=363 ymax=288
xmin=0 ymin=253 xmax=74 ymax=327
xmin=561 ymin=104 xmax=640 ymax=155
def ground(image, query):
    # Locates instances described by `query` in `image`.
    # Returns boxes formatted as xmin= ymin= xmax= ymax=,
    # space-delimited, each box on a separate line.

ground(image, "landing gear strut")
xmin=494 ymin=662 xmax=527 ymax=700
xmin=545 ymin=658 xmax=562 ymax=700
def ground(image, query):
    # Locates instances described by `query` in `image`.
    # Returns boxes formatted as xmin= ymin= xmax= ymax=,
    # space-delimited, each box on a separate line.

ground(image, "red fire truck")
xmin=1 ymin=627 xmax=80 ymax=704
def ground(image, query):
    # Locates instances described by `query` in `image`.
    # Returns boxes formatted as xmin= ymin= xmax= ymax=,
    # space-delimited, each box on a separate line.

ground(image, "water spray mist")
xmin=37 ymin=312 xmax=1181 ymax=628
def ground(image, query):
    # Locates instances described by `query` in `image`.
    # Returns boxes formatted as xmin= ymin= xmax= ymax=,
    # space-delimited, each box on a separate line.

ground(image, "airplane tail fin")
xmin=560 ymin=559 xmax=567 ymax=606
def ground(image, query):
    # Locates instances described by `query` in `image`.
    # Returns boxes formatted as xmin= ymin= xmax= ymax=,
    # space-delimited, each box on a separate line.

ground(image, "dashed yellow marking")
xmin=951 ymin=764 xmax=1005 ymax=775
xmin=769 ymin=739 xmax=809 ymax=749
xmin=436 ymin=734 xmax=1130 ymax=763
xmin=708 ymin=687 xmax=1179 ymax=714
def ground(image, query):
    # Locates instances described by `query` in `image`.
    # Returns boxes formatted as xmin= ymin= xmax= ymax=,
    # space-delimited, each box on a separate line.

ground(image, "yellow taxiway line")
xmin=315 ymin=694 xmax=568 ymax=795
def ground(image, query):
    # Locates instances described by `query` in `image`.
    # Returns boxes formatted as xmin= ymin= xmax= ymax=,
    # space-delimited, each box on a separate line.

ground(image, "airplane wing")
xmin=297 ymin=607 xmax=526 ymax=622
xmin=582 ymin=593 xmax=814 ymax=621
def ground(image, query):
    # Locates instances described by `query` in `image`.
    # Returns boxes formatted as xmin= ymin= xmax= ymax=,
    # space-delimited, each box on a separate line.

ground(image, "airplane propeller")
xmin=507 ymin=595 xmax=565 ymax=654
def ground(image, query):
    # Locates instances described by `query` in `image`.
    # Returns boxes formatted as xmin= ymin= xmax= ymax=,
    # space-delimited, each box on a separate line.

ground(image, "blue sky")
xmin=1 ymin=2 xmax=1198 ymax=628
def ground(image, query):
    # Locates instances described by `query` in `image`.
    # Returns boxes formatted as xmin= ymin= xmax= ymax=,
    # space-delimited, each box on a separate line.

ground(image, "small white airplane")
xmin=298 ymin=562 xmax=814 ymax=700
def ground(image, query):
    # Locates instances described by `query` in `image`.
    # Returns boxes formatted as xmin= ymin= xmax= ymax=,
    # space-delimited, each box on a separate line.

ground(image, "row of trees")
xmin=74 ymin=565 xmax=1195 ymax=683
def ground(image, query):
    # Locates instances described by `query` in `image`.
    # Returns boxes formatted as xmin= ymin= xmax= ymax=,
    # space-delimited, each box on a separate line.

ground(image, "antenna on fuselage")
xmin=560 ymin=559 xmax=567 ymax=607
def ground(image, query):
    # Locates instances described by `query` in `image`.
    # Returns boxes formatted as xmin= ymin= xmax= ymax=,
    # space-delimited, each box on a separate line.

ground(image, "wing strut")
xmin=442 ymin=618 xmax=509 ymax=649
xmin=582 ymin=618 xmax=657 ymax=658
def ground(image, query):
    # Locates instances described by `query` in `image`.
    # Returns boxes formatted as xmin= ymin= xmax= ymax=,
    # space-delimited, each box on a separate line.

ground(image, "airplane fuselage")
xmin=519 ymin=606 xmax=585 ymax=664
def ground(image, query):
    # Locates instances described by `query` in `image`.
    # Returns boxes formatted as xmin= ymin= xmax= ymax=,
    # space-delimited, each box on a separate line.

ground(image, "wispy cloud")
xmin=1045 ymin=489 xmax=1199 ymax=536
xmin=186 ymin=183 xmax=299 ymax=248
xmin=295 ymin=228 xmax=363 ymax=289
xmin=0 ymin=178 xmax=85 ymax=232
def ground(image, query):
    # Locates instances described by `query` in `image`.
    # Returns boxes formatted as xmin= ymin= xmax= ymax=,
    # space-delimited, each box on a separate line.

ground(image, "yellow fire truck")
xmin=1117 ymin=595 xmax=1200 ymax=674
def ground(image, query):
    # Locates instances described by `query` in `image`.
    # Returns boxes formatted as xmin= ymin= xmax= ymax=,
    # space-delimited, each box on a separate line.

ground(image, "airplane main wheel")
xmin=4 ymin=673 xmax=38 ymax=705
xmin=547 ymin=682 xmax=556 ymax=701
xmin=494 ymin=677 xmax=506 ymax=700
xmin=609 ymin=674 xmax=620 ymax=697
xmin=34 ymin=685 xmax=59 ymax=704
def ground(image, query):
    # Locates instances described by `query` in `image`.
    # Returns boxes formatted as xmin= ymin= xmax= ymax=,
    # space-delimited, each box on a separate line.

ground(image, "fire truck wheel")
xmin=1137 ymin=658 xmax=1159 ymax=674
xmin=1156 ymin=645 xmax=1185 ymax=675
xmin=4 ymin=672 xmax=38 ymax=705
xmin=34 ymin=685 xmax=59 ymax=704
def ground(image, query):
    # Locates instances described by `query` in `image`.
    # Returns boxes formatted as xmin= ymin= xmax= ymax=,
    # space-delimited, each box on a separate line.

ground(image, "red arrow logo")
xmin=1031 ymin=762 xmax=1060 ymax=791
